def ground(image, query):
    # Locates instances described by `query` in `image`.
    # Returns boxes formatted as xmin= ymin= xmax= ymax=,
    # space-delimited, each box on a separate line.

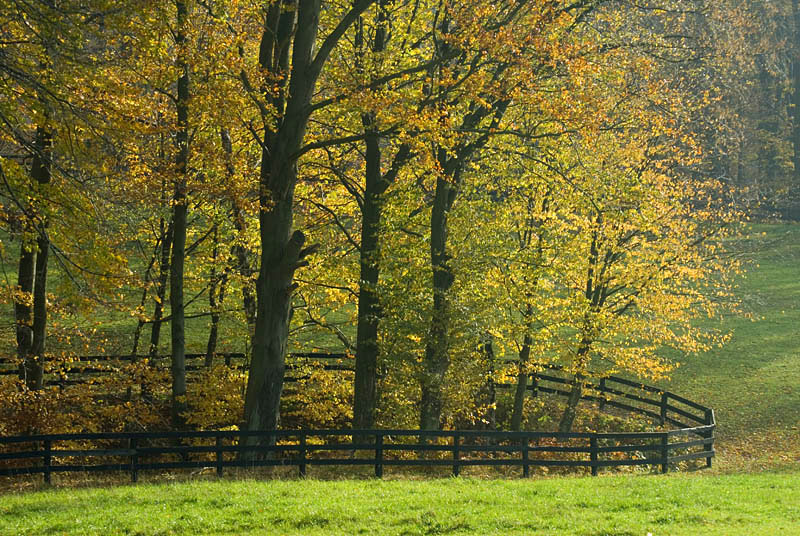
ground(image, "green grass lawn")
xmin=1 ymin=474 xmax=798 ymax=535
xmin=1 ymin=224 xmax=798 ymax=536
xmin=655 ymin=223 xmax=800 ymax=472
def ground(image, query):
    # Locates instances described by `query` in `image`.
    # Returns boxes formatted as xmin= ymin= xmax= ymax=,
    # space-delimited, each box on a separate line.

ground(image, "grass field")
xmin=0 ymin=225 xmax=798 ymax=534
xmin=1 ymin=474 xmax=798 ymax=535
xmin=655 ymin=223 xmax=800 ymax=472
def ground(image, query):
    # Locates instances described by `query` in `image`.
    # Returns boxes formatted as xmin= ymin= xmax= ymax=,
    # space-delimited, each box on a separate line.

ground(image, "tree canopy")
xmin=0 ymin=0 xmax=767 ymax=437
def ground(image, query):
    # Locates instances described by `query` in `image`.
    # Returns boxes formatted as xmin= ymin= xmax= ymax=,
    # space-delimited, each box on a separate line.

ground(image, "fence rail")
xmin=509 ymin=365 xmax=712 ymax=429
xmin=0 ymin=352 xmax=350 ymax=386
xmin=1 ymin=356 xmax=715 ymax=483
xmin=0 ymin=425 xmax=714 ymax=484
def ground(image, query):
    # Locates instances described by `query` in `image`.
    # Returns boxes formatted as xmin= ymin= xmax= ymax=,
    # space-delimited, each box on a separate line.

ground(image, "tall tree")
xmin=241 ymin=0 xmax=377 ymax=445
xmin=169 ymin=0 xmax=191 ymax=428
xmin=351 ymin=0 xmax=416 ymax=430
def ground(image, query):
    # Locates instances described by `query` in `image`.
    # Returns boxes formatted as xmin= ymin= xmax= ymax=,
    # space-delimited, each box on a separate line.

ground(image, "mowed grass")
xmin=656 ymin=223 xmax=800 ymax=471
xmin=0 ymin=226 xmax=798 ymax=534
xmin=1 ymin=474 xmax=798 ymax=536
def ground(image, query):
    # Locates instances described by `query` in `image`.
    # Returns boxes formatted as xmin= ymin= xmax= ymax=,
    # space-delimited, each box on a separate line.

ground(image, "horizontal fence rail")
xmin=0 ymin=356 xmax=715 ymax=483
xmin=0 ymin=352 xmax=350 ymax=386
xmin=501 ymin=364 xmax=715 ymax=430
xmin=0 ymin=426 xmax=714 ymax=484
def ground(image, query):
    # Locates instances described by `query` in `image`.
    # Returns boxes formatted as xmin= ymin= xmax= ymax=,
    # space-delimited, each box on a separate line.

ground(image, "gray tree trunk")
xmin=205 ymin=223 xmax=226 ymax=367
xmin=28 ymin=231 xmax=49 ymax=391
xmin=558 ymin=374 xmax=584 ymax=434
xmin=420 ymin=170 xmax=457 ymax=431
xmin=148 ymin=216 xmax=173 ymax=359
xmin=15 ymin=244 xmax=35 ymax=382
xmin=170 ymin=0 xmax=190 ymax=429
xmin=20 ymin=125 xmax=52 ymax=391
xmin=558 ymin=339 xmax=593 ymax=434
xmin=353 ymin=129 xmax=382 ymax=429
xmin=511 ymin=334 xmax=532 ymax=432
xmin=481 ymin=333 xmax=496 ymax=430
xmin=242 ymin=0 xmax=374 ymax=452
xmin=352 ymin=2 xmax=392 ymax=431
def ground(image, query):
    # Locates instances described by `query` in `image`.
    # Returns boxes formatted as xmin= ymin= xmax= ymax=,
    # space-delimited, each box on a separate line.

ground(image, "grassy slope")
xmin=1 ymin=474 xmax=799 ymax=536
xmin=656 ymin=223 xmax=800 ymax=471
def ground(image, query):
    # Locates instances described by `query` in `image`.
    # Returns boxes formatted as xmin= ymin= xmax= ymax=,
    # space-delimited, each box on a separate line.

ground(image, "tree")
xmin=417 ymin=0 xmax=603 ymax=430
xmin=0 ymin=0 xmax=110 ymax=391
xmin=241 ymin=0 xmax=377 ymax=445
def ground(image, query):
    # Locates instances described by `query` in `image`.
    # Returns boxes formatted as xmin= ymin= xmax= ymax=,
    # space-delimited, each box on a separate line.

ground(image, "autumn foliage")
xmin=0 ymin=0 xmax=749 ymax=438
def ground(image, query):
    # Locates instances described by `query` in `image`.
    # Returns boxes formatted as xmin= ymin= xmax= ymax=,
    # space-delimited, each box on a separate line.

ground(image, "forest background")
xmin=0 ymin=0 xmax=797 ymax=442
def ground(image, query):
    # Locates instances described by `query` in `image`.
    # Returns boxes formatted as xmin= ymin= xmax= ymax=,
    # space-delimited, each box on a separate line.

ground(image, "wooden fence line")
xmin=0 ymin=426 xmax=715 ymax=484
xmin=0 ymin=372 xmax=715 ymax=483
xmin=0 ymin=355 xmax=711 ymax=429
xmin=0 ymin=354 xmax=710 ymax=428
xmin=1 ymin=354 xmax=715 ymax=483
xmin=0 ymin=352 xmax=350 ymax=386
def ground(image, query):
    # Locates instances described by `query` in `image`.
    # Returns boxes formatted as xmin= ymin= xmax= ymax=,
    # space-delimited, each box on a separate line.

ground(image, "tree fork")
xmin=241 ymin=0 xmax=374 ymax=454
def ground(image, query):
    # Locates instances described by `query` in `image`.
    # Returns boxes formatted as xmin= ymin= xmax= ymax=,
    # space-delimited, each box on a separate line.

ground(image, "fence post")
xmin=521 ymin=435 xmax=530 ymax=478
xmin=43 ymin=440 xmax=52 ymax=485
xmin=216 ymin=436 xmax=224 ymax=478
xmin=530 ymin=373 xmax=538 ymax=398
xmin=375 ymin=432 xmax=383 ymax=479
xmin=660 ymin=392 xmax=668 ymax=426
xmin=661 ymin=434 xmax=669 ymax=474
xmin=130 ymin=437 xmax=138 ymax=483
xmin=590 ymin=436 xmax=598 ymax=476
xmin=452 ymin=433 xmax=460 ymax=477
xmin=704 ymin=409 xmax=714 ymax=468
xmin=299 ymin=431 xmax=307 ymax=478
xmin=599 ymin=378 xmax=607 ymax=410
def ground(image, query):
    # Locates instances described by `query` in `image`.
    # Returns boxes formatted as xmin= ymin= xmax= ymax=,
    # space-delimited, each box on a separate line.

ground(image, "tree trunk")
xmin=244 ymin=187 xmax=314 ymax=445
xmin=511 ymin=334 xmax=532 ymax=432
xmin=558 ymin=339 xmax=592 ymax=434
xmin=15 ymin=243 xmax=35 ymax=382
xmin=20 ymin=124 xmax=52 ymax=391
xmin=27 ymin=232 xmax=49 ymax=391
xmin=242 ymin=0 xmax=311 ymax=450
xmin=170 ymin=190 xmax=188 ymax=428
xmin=148 ymin=217 xmax=173 ymax=359
xmin=481 ymin=333 xmax=496 ymax=430
xmin=241 ymin=0 xmax=373 ymax=451
xmin=558 ymin=374 xmax=584 ymax=434
xmin=352 ymin=0 xmax=393 ymax=431
xmin=416 ymin=48 xmax=510 ymax=429
xmin=130 ymin=245 xmax=159 ymax=358
xmin=170 ymin=0 xmax=190 ymax=429
xmin=205 ymin=272 xmax=226 ymax=367
xmin=353 ymin=128 xmax=383 ymax=430
xmin=420 ymin=173 xmax=457 ymax=430
xmin=205 ymin=223 xmax=223 ymax=367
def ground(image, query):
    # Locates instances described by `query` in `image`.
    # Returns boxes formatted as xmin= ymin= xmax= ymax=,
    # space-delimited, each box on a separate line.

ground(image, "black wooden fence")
xmin=0 ymin=363 xmax=715 ymax=483
xmin=505 ymin=364 xmax=716 ymax=430
xmin=0 ymin=352 xmax=348 ymax=386
xmin=0 ymin=426 xmax=714 ymax=484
